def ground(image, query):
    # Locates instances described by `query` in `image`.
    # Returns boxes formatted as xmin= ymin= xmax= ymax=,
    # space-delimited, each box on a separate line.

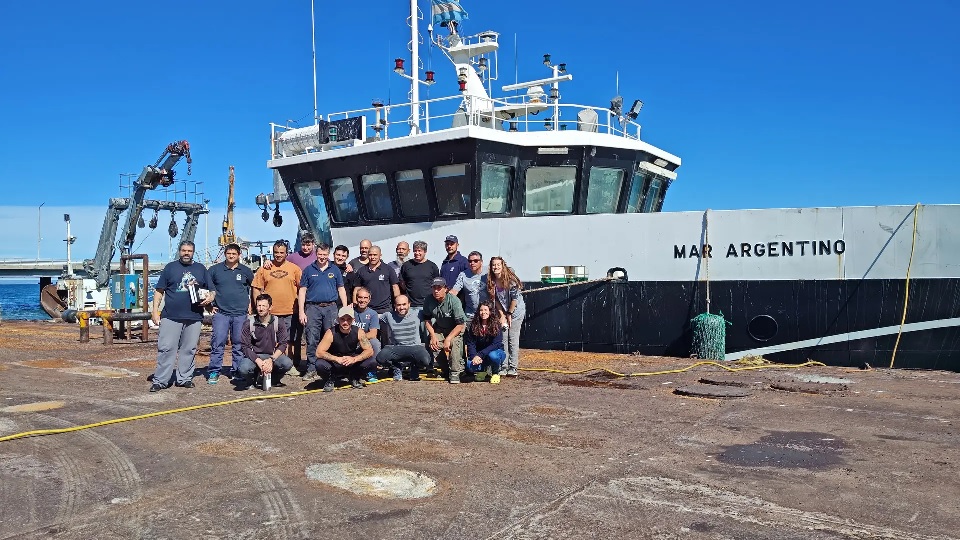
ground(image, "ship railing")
xmin=270 ymin=94 xmax=643 ymax=157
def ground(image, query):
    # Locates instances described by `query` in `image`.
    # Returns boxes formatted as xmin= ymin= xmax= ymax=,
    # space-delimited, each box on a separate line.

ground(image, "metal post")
xmin=64 ymin=214 xmax=74 ymax=276
xmin=37 ymin=202 xmax=44 ymax=261
xmin=409 ymin=0 xmax=420 ymax=134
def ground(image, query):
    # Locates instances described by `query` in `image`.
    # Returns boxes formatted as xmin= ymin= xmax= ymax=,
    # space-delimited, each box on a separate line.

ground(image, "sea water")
xmin=0 ymin=282 xmax=49 ymax=320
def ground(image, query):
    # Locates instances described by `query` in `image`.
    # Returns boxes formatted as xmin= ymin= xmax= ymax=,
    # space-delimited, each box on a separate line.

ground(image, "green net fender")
xmin=690 ymin=311 xmax=732 ymax=361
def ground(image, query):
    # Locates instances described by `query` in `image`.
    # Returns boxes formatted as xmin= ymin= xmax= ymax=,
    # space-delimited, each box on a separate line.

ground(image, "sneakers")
xmin=302 ymin=370 xmax=318 ymax=381
xmin=366 ymin=371 xmax=378 ymax=383
xmin=505 ymin=369 xmax=519 ymax=377
xmin=474 ymin=372 xmax=488 ymax=382
xmin=449 ymin=373 xmax=461 ymax=384
xmin=207 ymin=373 xmax=219 ymax=385
xmin=392 ymin=367 xmax=403 ymax=381
xmin=176 ymin=380 xmax=195 ymax=389
xmin=490 ymin=374 xmax=501 ymax=384
xmin=350 ymin=378 xmax=366 ymax=389
xmin=409 ymin=368 xmax=421 ymax=382
xmin=149 ymin=383 xmax=164 ymax=393
xmin=322 ymin=379 xmax=335 ymax=392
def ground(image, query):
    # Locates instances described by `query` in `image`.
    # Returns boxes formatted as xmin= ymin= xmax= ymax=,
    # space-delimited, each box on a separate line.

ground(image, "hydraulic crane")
xmin=83 ymin=141 xmax=208 ymax=289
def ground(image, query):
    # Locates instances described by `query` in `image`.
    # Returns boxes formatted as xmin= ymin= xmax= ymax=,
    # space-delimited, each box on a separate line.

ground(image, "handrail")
xmin=271 ymin=94 xmax=644 ymax=158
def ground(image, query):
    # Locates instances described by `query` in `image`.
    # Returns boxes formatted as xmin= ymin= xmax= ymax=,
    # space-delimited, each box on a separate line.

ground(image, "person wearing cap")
xmin=399 ymin=240 xmax=440 ymax=314
xmin=422 ymin=277 xmax=466 ymax=383
xmin=236 ymin=293 xmax=295 ymax=389
xmin=315 ymin=306 xmax=377 ymax=392
xmin=298 ymin=243 xmax=348 ymax=382
xmin=440 ymin=235 xmax=470 ymax=289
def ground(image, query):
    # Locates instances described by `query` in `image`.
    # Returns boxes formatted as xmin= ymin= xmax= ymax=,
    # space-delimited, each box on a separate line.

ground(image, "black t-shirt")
xmin=156 ymin=260 xmax=212 ymax=321
xmin=354 ymin=263 xmax=399 ymax=312
xmin=330 ymin=326 xmax=361 ymax=356
xmin=400 ymin=259 xmax=440 ymax=307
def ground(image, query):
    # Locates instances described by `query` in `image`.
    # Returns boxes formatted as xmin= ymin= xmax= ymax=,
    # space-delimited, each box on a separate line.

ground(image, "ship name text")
xmin=674 ymin=240 xmax=847 ymax=259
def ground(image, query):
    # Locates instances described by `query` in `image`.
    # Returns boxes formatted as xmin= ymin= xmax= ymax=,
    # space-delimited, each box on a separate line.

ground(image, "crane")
xmin=219 ymin=166 xmax=237 ymax=248
xmin=83 ymin=141 xmax=208 ymax=288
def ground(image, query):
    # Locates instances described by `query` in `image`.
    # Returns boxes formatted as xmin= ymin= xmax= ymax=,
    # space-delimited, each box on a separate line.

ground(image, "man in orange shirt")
xmin=252 ymin=241 xmax=303 ymax=374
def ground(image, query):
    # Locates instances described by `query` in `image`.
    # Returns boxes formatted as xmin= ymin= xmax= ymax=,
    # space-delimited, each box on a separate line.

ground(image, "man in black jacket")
xmin=237 ymin=294 xmax=294 ymax=389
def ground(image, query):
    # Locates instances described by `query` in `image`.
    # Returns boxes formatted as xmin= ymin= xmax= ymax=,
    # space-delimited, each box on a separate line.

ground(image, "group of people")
xmin=148 ymin=233 xmax=526 ymax=393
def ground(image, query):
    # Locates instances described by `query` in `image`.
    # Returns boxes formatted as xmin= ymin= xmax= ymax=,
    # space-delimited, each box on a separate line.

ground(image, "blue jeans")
xmin=209 ymin=312 xmax=247 ymax=376
xmin=304 ymin=303 xmax=339 ymax=374
xmin=466 ymin=348 xmax=505 ymax=375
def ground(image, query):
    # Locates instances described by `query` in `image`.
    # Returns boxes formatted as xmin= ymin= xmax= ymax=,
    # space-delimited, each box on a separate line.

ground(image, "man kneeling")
xmin=316 ymin=306 xmax=378 ymax=392
xmin=376 ymin=295 xmax=432 ymax=381
xmin=237 ymin=294 xmax=294 ymax=390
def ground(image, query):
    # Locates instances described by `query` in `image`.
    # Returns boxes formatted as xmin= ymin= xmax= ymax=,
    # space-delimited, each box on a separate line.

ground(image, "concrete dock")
xmin=0 ymin=321 xmax=957 ymax=539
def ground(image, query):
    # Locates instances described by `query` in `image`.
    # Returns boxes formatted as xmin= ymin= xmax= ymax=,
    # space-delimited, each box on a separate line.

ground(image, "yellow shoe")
xmin=490 ymin=374 xmax=501 ymax=384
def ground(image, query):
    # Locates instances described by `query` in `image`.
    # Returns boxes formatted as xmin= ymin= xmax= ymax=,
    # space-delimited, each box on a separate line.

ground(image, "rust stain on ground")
xmin=449 ymin=418 xmax=598 ymax=449
xmin=21 ymin=359 xmax=78 ymax=369
xmin=365 ymin=437 xmax=461 ymax=462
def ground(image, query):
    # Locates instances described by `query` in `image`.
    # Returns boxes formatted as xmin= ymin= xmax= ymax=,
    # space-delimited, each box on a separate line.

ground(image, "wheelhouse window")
xmin=625 ymin=171 xmax=648 ymax=213
xmin=395 ymin=169 xmax=429 ymax=218
xmin=641 ymin=177 xmax=664 ymax=213
xmin=432 ymin=164 xmax=471 ymax=215
xmin=479 ymin=163 xmax=512 ymax=214
xmin=293 ymin=181 xmax=330 ymax=236
xmin=524 ymin=166 xmax=576 ymax=215
xmin=360 ymin=173 xmax=393 ymax=220
xmin=585 ymin=167 xmax=624 ymax=214
xmin=327 ymin=177 xmax=359 ymax=222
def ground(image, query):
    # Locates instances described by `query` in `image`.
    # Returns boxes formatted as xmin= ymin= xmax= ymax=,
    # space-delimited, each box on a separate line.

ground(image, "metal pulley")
xmin=138 ymin=215 xmax=146 ymax=228
xmin=149 ymin=211 xmax=158 ymax=229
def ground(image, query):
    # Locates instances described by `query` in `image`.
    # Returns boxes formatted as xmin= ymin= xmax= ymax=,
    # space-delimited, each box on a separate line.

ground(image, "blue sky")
xmin=0 ymin=0 xmax=957 ymax=262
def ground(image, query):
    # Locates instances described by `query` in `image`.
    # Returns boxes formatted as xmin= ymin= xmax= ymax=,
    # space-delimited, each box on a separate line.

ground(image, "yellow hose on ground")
xmin=0 ymin=358 xmax=823 ymax=443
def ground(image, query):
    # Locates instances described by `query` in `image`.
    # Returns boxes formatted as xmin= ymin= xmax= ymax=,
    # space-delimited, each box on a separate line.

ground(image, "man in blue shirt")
xmin=440 ymin=235 xmax=469 ymax=288
xmin=450 ymin=250 xmax=484 ymax=325
xmin=150 ymin=241 xmax=216 ymax=392
xmin=298 ymin=243 xmax=348 ymax=381
xmin=206 ymin=243 xmax=255 ymax=384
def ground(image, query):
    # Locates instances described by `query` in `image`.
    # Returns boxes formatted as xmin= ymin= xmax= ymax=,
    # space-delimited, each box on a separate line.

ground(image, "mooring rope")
xmin=889 ymin=202 xmax=921 ymax=368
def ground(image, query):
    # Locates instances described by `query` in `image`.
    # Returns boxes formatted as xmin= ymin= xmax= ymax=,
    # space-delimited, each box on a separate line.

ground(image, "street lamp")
xmin=37 ymin=202 xmax=45 ymax=261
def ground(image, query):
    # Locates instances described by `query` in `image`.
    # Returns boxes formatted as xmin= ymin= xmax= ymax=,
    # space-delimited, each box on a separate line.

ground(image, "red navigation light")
xmin=394 ymin=58 xmax=405 ymax=74
xmin=425 ymin=70 xmax=436 ymax=84
xmin=458 ymin=80 xmax=467 ymax=92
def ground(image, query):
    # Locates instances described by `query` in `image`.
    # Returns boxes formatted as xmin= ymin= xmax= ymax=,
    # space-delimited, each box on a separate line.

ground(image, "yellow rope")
xmin=0 ymin=358 xmax=823 ymax=443
xmin=889 ymin=203 xmax=921 ymax=368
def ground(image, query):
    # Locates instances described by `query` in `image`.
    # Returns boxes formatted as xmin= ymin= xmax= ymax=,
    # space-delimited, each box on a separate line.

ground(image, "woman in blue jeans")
xmin=465 ymin=301 xmax=506 ymax=384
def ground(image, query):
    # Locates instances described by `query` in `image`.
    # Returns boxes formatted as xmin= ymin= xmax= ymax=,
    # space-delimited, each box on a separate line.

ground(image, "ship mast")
xmin=409 ymin=0 xmax=420 ymax=135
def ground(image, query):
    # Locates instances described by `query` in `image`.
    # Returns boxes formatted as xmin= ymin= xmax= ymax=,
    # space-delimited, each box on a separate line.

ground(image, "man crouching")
xmin=237 ymin=294 xmax=294 ymax=390
xmin=315 ymin=306 xmax=378 ymax=392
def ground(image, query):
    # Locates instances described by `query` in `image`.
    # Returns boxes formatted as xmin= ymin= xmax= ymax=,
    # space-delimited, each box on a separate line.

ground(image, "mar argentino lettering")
xmin=674 ymin=240 xmax=846 ymax=258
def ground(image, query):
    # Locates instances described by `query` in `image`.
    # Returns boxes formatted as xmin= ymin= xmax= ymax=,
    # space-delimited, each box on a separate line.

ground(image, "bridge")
xmin=0 ymin=260 xmax=124 ymax=278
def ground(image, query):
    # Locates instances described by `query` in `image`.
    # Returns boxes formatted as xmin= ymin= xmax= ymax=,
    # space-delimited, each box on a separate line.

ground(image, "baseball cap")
xmin=431 ymin=277 xmax=447 ymax=288
xmin=337 ymin=306 xmax=354 ymax=319
xmin=444 ymin=235 xmax=458 ymax=243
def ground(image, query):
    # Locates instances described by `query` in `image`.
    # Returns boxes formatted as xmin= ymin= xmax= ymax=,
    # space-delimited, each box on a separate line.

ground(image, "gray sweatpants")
xmin=155 ymin=318 xmax=202 ymax=386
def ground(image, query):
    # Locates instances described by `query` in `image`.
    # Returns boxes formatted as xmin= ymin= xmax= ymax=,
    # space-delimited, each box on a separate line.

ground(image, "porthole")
xmin=748 ymin=315 xmax=778 ymax=342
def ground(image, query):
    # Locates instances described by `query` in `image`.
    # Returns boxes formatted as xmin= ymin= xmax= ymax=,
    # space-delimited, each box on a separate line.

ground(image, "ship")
xmin=262 ymin=0 xmax=960 ymax=371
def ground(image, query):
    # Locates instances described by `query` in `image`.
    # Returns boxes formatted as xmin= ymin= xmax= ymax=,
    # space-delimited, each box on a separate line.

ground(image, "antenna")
xmin=616 ymin=70 xmax=619 ymax=96
xmin=514 ymin=33 xmax=518 ymax=96
xmin=311 ymin=0 xmax=318 ymax=125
